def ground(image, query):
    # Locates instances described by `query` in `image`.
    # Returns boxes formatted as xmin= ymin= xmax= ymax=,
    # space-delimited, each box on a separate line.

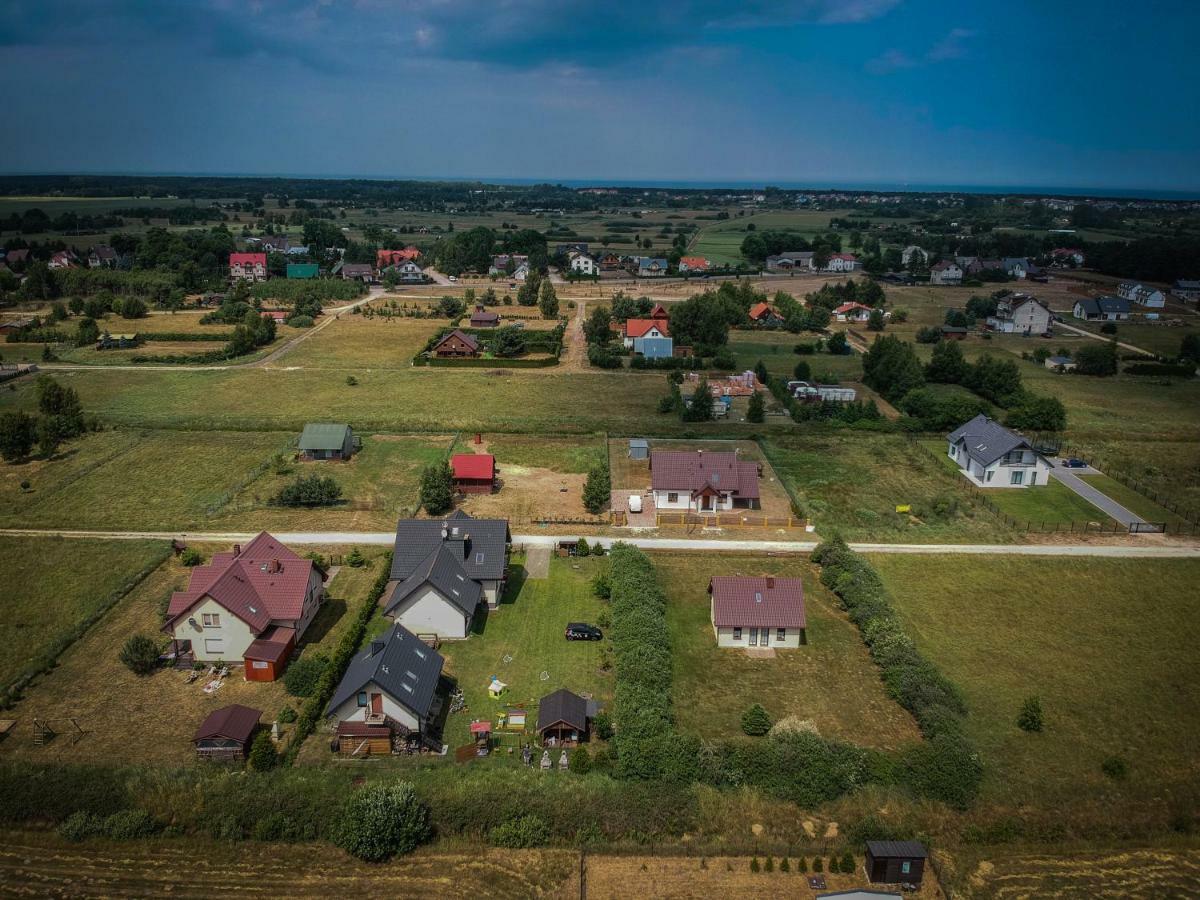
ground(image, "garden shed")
xmin=865 ymin=840 xmax=927 ymax=885
xmin=298 ymin=423 xmax=355 ymax=461
xmin=536 ymin=688 xmax=589 ymax=747
xmin=628 ymin=439 xmax=649 ymax=460
xmin=193 ymin=704 xmax=261 ymax=761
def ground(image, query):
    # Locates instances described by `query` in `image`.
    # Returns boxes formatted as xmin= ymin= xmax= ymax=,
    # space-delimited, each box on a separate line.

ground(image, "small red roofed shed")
xmin=451 ymin=454 xmax=496 ymax=494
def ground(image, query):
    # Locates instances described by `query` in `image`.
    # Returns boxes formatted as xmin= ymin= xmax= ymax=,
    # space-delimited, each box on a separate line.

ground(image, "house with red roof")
xmin=650 ymin=449 xmax=760 ymax=514
xmin=230 ymin=252 xmax=268 ymax=282
xmin=824 ymin=252 xmax=860 ymax=273
xmin=162 ymin=532 xmax=324 ymax=679
xmin=748 ymin=302 xmax=785 ymax=327
xmin=48 ymin=250 xmax=76 ymax=270
xmin=678 ymin=256 xmax=710 ymax=273
xmin=377 ymin=247 xmax=420 ymax=270
xmin=451 ymin=453 xmax=496 ymax=494
xmin=833 ymin=301 xmax=878 ymax=323
xmin=709 ymin=575 xmax=806 ymax=648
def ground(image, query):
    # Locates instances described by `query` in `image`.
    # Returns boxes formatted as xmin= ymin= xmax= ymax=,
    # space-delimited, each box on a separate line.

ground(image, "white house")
xmin=229 ymin=252 xmax=268 ymax=282
xmin=946 ymin=414 xmax=1052 ymax=488
xmin=568 ymin=251 xmax=598 ymax=276
xmin=650 ymin=450 xmax=760 ymax=513
xmin=1073 ymin=296 xmax=1130 ymax=321
xmin=382 ymin=511 xmax=510 ymax=639
xmin=1117 ymin=282 xmax=1165 ymax=308
xmin=1172 ymin=279 xmax=1200 ymax=303
xmin=901 ymin=245 xmax=928 ymax=267
xmin=709 ymin=576 xmax=806 ymax=649
xmin=929 ymin=260 xmax=963 ymax=285
xmin=986 ymin=295 xmax=1052 ymax=335
xmin=824 ymin=253 xmax=860 ymax=272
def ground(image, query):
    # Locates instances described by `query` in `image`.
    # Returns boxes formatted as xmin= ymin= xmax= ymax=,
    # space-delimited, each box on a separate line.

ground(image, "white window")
xmin=251 ymin=660 xmax=268 ymax=670
xmin=1011 ymin=470 xmax=1024 ymax=485
xmin=202 ymin=613 xmax=220 ymax=627
xmin=985 ymin=470 xmax=994 ymax=483
xmin=204 ymin=638 xmax=225 ymax=655
xmin=732 ymin=627 xmax=742 ymax=641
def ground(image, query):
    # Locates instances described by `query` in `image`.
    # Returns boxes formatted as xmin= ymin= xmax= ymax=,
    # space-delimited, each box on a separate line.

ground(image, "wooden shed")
xmin=193 ymin=704 xmax=261 ymax=761
xmin=865 ymin=840 xmax=927 ymax=885
xmin=298 ymin=423 xmax=355 ymax=461
xmin=432 ymin=329 xmax=480 ymax=358
xmin=335 ymin=720 xmax=392 ymax=757
xmin=536 ymin=688 xmax=589 ymax=747
xmin=451 ymin=453 xmax=496 ymax=493
xmin=242 ymin=626 xmax=296 ymax=682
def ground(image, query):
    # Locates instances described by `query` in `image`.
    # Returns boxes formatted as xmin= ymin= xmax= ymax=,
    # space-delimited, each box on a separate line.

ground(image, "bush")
xmin=592 ymin=711 xmax=614 ymax=740
xmin=247 ymin=730 xmax=278 ymax=771
xmin=813 ymin=856 xmax=823 ymax=873
xmin=780 ymin=857 xmax=790 ymax=872
xmin=490 ymin=814 xmax=551 ymax=848
xmin=179 ymin=548 xmax=203 ymax=567
xmin=576 ymin=537 xmax=591 ymax=557
xmin=592 ymin=573 xmax=611 ymax=600
xmin=277 ymin=706 xmax=297 ymax=724
xmin=582 ymin=463 xmax=611 ymax=514
xmin=119 ymin=634 xmax=160 ymax=675
xmin=345 ymin=375 xmax=358 ymax=386
xmin=283 ymin=653 xmax=329 ymax=697
xmin=840 ymin=851 xmax=856 ymax=874
xmin=419 ymin=461 xmax=454 ymax=515
xmin=741 ymin=704 xmax=772 ymax=736
xmin=286 ymin=315 xmax=315 ymax=328
xmin=101 ymin=809 xmax=158 ymax=839
xmin=1017 ymin=696 xmax=1044 ymax=732
xmin=750 ymin=857 xmax=761 ymax=873
xmin=1101 ymin=755 xmax=1129 ymax=780
xmin=345 ymin=547 xmax=366 ymax=568
xmin=569 ymin=747 xmax=592 ymax=774
xmin=58 ymin=810 xmax=102 ymax=842
xmin=798 ymin=856 xmax=808 ymax=873
xmin=274 ymin=474 xmax=342 ymax=507
xmin=333 ymin=782 xmax=432 ymax=861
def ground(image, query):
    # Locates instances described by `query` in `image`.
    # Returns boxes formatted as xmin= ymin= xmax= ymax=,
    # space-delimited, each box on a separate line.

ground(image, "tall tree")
xmin=537 ymin=278 xmax=559 ymax=318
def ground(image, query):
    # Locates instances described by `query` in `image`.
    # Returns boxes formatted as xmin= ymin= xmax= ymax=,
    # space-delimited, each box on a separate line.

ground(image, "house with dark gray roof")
xmin=946 ymin=414 xmax=1051 ymax=488
xmin=383 ymin=511 xmax=510 ymax=639
xmin=536 ymin=688 xmax=590 ymax=746
xmin=1073 ymin=296 xmax=1130 ymax=322
xmin=325 ymin=623 xmax=444 ymax=745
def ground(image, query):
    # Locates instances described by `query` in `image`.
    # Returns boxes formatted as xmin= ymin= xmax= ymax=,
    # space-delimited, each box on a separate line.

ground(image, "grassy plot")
xmin=435 ymin=555 xmax=612 ymax=750
xmin=656 ymin=554 xmax=920 ymax=750
xmin=0 ymin=537 xmax=169 ymax=692
xmin=981 ymin=479 xmax=1114 ymax=526
xmin=0 ymin=429 xmax=292 ymax=531
xmin=728 ymin=330 xmax=807 ymax=376
xmin=280 ymin=314 xmax=441 ymax=369
xmin=765 ymin=434 xmax=1014 ymax=542
xmin=1078 ymin=473 xmax=1194 ymax=529
xmin=1072 ymin=439 xmax=1200 ymax=516
xmin=869 ymin=555 xmax=1200 ymax=818
xmin=473 ymin=432 xmax=607 ymax=475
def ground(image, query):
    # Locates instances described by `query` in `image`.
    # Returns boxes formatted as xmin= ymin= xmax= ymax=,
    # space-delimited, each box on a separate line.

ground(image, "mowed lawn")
xmin=0 ymin=429 xmax=292 ymax=531
xmin=0 ymin=537 xmax=169 ymax=691
xmin=280 ymin=314 xmax=442 ymax=369
xmin=869 ymin=555 xmax=1200 ymax=813
xmin=767 ymin=434 xmax=1015 ymax=542
xmin=656 ymin=554 xmax=921 ymax=750
xmin=1078 ymin=473 xmax=1194 ymax=529
xmin=983 ymin=479 xmax=1116 ymax=528
xmin=435 ymin=555 xmax=613 ymax=749
xmin=474 ymin=432 xmax=607 ymax=475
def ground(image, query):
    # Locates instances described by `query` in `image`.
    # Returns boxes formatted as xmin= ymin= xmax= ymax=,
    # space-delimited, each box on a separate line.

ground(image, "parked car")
xmin=1061 ymin=458 xmax=1088 ymax=468
xmin=628 ymin=494 xmax=643 ymax=513
xmin=565 ymin=623 xmax=603 ymax=641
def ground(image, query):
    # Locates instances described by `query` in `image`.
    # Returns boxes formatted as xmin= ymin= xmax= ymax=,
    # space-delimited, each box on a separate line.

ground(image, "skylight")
xmin=475 ymin=552 xmax=484 ymax=564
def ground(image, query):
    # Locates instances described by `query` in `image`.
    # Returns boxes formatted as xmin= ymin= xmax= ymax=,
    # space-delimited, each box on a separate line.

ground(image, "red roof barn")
xmin=451 ymin=454 xmax=496 ymax=494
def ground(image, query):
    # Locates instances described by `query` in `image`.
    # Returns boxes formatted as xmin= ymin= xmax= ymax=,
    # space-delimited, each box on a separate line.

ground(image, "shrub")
xmin=179 ymin=548 xmax=203 ymax=567
xmin=840 ymin=851 xmax=856 ymax=874
xmin=798 ymin=856 xmax=808 ymax=873
xmin=780 ymin=857 xmax=790 ymax=872
xmin=274 ymin=474 xmax=342 ymax=507
xmin=741 ymin=704 xmax=772 ymax=736
xmin=286 ymin=315 xmax=315 ymax=328
xmin=490 ymin=814 xmax=551 ymax=848
xmin=333 ymin=783 xmax=432 ymax=861
xmin=119 ymin=634 xmax=160 ymax=675
xmin=582 ymin=463 xmax=611 ymax=514
xmin=576 ymin=537 xmax=591 ymax=557
xmin=101 ymin=809 xmax=158 ymax=839
xmin=813 ymin=856 xmax=823 ymax=873
xmin=750 ymin=857 xmax=760 ymax=873
xmin=765 ymin=856 xmax=774 ymax=872
xmin=345 ymin=375 xmax=358 ymax=386
xmin=1016 ymin=696 xmax=1044 ymax=732
xmin=345 ymin=547 xmax=366 ymax=568
xmin=1101 ymin=755 xmax=1129 ymax=780
xmin=58 ymin=810 xmax=102 ymax=842
xmin=592 ymin=711 xmax=614 ymax=740
xmin=569 ymin=747 xmax=592 ymax=774
xmin=419 ymin=461 xmax=454 ymax=514
xmin=592 ymin=573 xmax=611 ymax=600
xmin=283 ymin=653 xmax=329 ymax=697
xmin=247 ymin=730 xmax=278 ymax=771
xmin=277 ymin=706 xmax=297 ymax=724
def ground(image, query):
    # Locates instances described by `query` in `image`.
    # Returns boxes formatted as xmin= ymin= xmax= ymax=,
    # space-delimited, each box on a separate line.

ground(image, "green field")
xmin=0 ymin=536 xmax=169 ymax=692
xmin=982 ymin=479 xmax=1115 ymax=527
xmin=476 ymin=432 xmax=606 ymax=474
xmin=280 ymin=315 xmax=440 ymax=369
xmin=765 ymin=434 xmax=1015 ymax=542
xmin=1078 ymin=473 xmax=1192 ymax=529
xmin=688 ymin=210 xmax=867 ymax=265
xmin=656 ymin=553 xmax=920 ymax=750
xmin=869 ymin=555 xmax=1200 ymax=823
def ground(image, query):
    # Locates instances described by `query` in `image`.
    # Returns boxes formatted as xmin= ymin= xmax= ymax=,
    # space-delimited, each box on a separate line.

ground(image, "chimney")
xmin=441 ymin=524 xmax=449 ymax=541
xmin=269 ymin=558 xmax=281 ymax=574
xmin=766 ymin=576 xmax=775 ymax=589
xmin=475 ymin=432 xmax=482 ymax=445
xmin=232 ymin=543 xmax=241 ymax=557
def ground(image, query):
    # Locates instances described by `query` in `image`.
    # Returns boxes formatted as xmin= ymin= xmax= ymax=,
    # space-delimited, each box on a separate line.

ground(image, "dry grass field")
xmin=656 ymin=553 xmax=921 ymax=750
xmin=0 ymin=830 xmax=578 ymax=899
xmin=280 ymin=313 xmax=440 ymax=369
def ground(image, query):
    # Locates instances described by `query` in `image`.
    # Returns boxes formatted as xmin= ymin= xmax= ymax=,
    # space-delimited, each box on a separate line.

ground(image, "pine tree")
xmin=747 ymin=391 xmax=765 ymax=423
xmin=582 ymin=464 xmax=611 ymax=514
xmin=741 ymin=703 xmax=772 ymax=736
xmin=537 ymin=278 xmax=559 ymax=319
xmin=420 ymin=461 xmax=454 ymax=515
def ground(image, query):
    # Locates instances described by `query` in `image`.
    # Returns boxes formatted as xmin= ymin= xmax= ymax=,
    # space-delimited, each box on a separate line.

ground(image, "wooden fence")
xmin=655 ymin=512 xmax=806 ymax=529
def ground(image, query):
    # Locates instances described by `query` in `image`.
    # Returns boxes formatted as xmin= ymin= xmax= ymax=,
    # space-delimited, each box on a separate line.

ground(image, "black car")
xmin=1061 ymin=457 xmax=1088 ymax=468
xmin=565 ymin=623 xmax=603 ymax=641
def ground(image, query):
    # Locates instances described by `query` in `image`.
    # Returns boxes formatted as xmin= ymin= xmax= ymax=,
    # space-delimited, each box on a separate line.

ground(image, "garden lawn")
xmin=982 ymin=479 xmax=1115 ymax=528
xmin=657 ymin=553 xmax=920 ymax=750
xmin=765 ymin=434 xmax=1015 ymax=542
xmin=728 ymin=330 xmax=804 ymax=376
xmin=0 ymin=537 xmax=169 ymax=693
xmin=279 ymin=315 xmax=441 ymax=369
xmin=436 ymin=555 xmax=613 ymax=749
xmin=1077 ymin=473 xmax=1194 ymax=530
xmin=869 ymin=555 xmax=1200 ymax=819
xmin=472 ymin=433 xmax=607 ymax=475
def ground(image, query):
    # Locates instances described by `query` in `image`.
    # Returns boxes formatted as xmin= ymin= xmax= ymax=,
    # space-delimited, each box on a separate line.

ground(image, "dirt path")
xmin=1055 ymin=320 xmax=1155 ymax=357
xmin=560 ymin=300 xmax=589 ymax=372
xmin=524 ymin=545 xmax=551 ymax=578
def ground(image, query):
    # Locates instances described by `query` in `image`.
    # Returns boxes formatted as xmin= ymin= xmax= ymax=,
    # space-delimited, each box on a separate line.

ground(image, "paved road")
xmin=1049 ymin=466 xmax=1146 ymax=526
xmin=40 ymin=292 xmax=377 ymax=373
xmin=1 ymin=527 xmax=1196 ymax=557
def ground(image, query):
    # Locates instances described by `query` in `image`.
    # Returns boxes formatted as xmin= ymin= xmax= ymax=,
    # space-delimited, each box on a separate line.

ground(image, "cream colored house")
xmin=709 ymin=575 xmax=807 ymax=649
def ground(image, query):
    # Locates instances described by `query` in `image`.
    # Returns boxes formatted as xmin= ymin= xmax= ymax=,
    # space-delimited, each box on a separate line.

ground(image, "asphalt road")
xmin=1 ymin=528 xmax=1196 ymax=557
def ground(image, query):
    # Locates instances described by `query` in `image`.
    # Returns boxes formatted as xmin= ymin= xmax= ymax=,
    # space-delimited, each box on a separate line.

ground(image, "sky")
xmin=1 ymin=0 xmax=1198 ymax=191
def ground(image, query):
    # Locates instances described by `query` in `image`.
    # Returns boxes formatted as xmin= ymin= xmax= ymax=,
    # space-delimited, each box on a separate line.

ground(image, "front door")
xmin=370 ymin=693 xmax=383 ymax=715
xmin=749 ymin=628 xmax=758 ymax=646
xmin=760 ymin=628 xmax=769 ymax=647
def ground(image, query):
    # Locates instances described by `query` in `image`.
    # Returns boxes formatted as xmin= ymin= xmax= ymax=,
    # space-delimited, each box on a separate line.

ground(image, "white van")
xmin=628 ymin=495 xmax=643 ymax=513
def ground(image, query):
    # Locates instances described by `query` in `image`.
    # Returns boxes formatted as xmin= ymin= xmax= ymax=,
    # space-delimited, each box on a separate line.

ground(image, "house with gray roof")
xmin=946 ymin=414 xmax=1051 ymax=488
xmin=383 ymin=511 xmax=511 ymax=639
xmin=298 ymin=423 xmax=356 ymax=461
xmin=1072 ymin=296 xmax=1130 ymax=322
xmin=325 ymin=623 xmax=444 ymax=745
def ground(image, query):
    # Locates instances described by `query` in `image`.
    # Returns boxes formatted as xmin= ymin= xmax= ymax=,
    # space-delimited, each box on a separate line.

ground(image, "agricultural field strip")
xmin=0 ymin=527 xmax=1197 ymax=556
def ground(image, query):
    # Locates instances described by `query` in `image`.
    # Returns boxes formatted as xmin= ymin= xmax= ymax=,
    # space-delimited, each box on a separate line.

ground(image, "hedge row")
xmin=134 ymin=331 xmax=234 ymax=342
xmin=1123 ymin=362 xmax=1196 ymax=378
xmin=811 ymin=537 xmax=982 ymax=808
xmin=280 ymin=552 xmax=393 ymax=765
xmin=1 ymin=543 xmax=172 ymax=709
xmin=413 ymin=355 xmax=559 ymax=368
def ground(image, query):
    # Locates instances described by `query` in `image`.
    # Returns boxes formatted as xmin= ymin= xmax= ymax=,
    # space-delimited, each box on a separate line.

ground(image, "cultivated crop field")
xmin=656 ymin=553 xmax=921 ymax=750
xmin=0 ymin=536 xmax=169 ymax=693
xmin=868 ymin=554 xmax=1200 ymax=826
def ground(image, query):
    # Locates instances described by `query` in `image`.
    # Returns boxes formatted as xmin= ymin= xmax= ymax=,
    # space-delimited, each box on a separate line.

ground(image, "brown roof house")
xmin=431 ymin=329 xmax=480 ymax=358
xmin=469 ymin=305 xmax=500 ymax=327
xmin=536 ymin=688 xmax=590 ymax=747
xmin=162 ymin=532 xmax=324 ymax=679
xmin=193 ymin=704 xmax=262 ymax=761
xmin=709 ymin=575 xmax=806 ymax=649
xmin=650 ymin=450 xmax=760 ymax=514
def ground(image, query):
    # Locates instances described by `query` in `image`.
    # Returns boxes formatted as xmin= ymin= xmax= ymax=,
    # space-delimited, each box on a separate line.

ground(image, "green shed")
xmin=299 ymin=423 xmax=355 ymax=461
xmin=287 ymin=263 xmax=319 ymax=279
